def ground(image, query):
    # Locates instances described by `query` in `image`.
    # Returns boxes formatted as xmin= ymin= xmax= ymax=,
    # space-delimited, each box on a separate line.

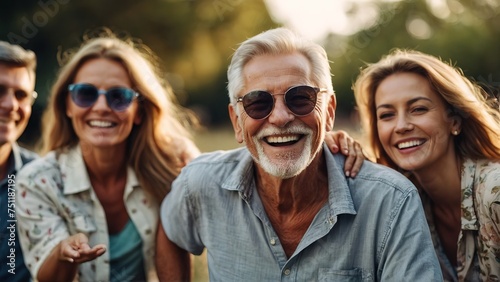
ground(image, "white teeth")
xmin=397 ymin=140 xmax=423 ymax=149
xmin=89 ymin=120 xmax=113 ymax=128
xmin=266 ymin=135 xmax=299 ymax=143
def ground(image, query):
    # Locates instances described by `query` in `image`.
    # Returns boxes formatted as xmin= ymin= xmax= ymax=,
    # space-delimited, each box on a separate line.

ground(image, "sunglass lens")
xmin=243 ymin=91 xmax=274 ymax=119
xmin=106 ymin=88 xmax=134 ymax=111
xmin=286 ymin=86 xmax=317 ymax=116
xmin=71 ymin=84 xmax=98 ymax=107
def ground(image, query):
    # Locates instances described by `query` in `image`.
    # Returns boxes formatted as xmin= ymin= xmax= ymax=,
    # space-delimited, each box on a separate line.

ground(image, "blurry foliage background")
xmin=1 ymin=0 xmax=499 ymax=151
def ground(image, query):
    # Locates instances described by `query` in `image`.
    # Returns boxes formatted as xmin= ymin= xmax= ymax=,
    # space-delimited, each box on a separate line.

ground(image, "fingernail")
xmin=345 ymin=171 xmax=350 ymax=177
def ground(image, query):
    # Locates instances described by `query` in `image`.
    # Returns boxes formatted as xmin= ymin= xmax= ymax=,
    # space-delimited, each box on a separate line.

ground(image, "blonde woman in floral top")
xmin=350 ymin=49 xmax=500 ymax=281
xmin=15 ymin=29 xmax=200 ymax=282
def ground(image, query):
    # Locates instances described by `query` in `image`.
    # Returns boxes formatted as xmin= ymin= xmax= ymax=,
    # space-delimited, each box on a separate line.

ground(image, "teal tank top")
xmin=109 ymin=219 xmax=146 ymax=282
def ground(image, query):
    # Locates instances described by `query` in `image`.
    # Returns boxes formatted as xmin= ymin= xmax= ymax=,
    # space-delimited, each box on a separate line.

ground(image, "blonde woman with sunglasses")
xmin=15 ymin=29 xmax=200 ymax=282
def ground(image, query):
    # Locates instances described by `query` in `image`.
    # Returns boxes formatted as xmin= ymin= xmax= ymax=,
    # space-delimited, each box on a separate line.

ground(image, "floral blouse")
xmin=421 ymin=158 xmax=500 ymax=281
xmin=15 ymin=145 xmax=159 ymax=281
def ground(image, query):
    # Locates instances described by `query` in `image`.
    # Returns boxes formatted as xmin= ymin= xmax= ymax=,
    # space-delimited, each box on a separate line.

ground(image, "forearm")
xmin=37 ymin=242 xmax=79 ymax=282
xmin=156 ymin=226 xmax=191 ymax=282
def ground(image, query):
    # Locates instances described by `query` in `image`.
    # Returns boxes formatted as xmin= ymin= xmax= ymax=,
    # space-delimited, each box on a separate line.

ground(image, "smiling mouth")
xmin=88 ymin=120 xmax=115 ymax=128
xmin=397 ymin=140 xmax=425 ymax=149
xmin=265 ymin=135 xmax=302 ymax=146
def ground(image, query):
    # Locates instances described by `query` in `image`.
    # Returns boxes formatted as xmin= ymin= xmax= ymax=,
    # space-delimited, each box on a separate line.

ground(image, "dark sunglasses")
xmin=237 ymin=85 xmax=327 ymax=120
xmin=68 ymin=83 xmax=139 ymax=112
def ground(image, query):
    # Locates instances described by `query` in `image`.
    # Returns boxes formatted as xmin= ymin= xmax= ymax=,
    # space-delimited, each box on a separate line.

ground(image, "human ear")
xmin=450 ymin=114 xmax=462 ymax=135
xmin=325 ymin=94 xmax=336 ymax=131
xmin=228 ymin=103 xmax=244 ymax=143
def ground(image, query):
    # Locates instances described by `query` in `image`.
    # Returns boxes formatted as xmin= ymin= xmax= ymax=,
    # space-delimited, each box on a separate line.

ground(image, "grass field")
xmin=193 ymin=118 xmax=362 ymax=153
xmin=193 ymin=124 xmax=242 ymax=153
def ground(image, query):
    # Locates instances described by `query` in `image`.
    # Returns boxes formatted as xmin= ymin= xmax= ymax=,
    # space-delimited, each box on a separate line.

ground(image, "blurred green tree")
xmin=1 ymin=0 xmax=276 ymax=147
xmin=324 ymin=0 xmax=500 ymax=120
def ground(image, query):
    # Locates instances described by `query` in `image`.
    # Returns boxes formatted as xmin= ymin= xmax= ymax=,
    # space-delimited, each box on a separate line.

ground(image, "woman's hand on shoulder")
xmin=324 ymin=130 xmax=365 ymax=178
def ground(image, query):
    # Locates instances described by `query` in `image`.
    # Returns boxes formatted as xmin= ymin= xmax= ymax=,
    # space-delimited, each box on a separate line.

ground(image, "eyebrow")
xmin=376 ymin=96 xmax=433 ymax=111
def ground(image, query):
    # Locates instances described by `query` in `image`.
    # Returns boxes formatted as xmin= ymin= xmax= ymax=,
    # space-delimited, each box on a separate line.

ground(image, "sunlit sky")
xmin=264 ymin=0 xmax=378 ymax=41
xmin=264 ymin=0 xmax=475 ymax=41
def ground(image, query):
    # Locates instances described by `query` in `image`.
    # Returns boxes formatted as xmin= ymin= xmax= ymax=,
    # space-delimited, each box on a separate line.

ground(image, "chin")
xmin=84 ymin=139 xmax=123 ymax=148
xmin=258 ymin=152 xmax=311 ymax=179
xmin=395 ymin=161 xmax=423 ymax=172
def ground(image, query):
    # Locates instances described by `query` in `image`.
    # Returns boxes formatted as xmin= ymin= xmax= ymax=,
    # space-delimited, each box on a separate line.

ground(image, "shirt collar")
xmin=60 ymin=144 xmax=140 ymax=195
xmin=10 ymin=143 xmax=24 ymax=173
xmin=60 ymin=145 xmax=92 ymax=194
xmin=220 ymin=144 xmax=356 ymax=216
xmin=220 ymin=148 xmax=254 ymax=199
xmin=323 ymin=144 xmax=357 ymax=217
xmin=0 ymin=143 xmax=22 ymax=186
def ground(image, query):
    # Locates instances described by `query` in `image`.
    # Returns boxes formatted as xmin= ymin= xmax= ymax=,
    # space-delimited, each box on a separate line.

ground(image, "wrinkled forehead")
xmin=242 ymin=52 xmax=313 ymax=94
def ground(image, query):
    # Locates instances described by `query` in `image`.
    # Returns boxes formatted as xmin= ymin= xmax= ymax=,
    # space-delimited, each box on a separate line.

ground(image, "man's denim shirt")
xmin=0 ymin=144 xmax=37 ymax=282
xmin=161 ymin=144 xmax=443 ymax=281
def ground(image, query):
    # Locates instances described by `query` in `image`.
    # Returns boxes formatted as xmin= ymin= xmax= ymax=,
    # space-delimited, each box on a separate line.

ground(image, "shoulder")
xmin=17 ymin=150 xmax=61 ymax=183
xmin=189 ymin=147 xmax=249 ymax=164
xmin=325 ymin=152 xmax=418 ymax=214
xmin=17 ymin=146 xmax=39 ymax=164
xmin=172 ymin=147 xmax=252 ymax=193
xmin=472 ymin=158 xmax=500 ymax=177
xmin=349 ymin=158 xmax=416 ymax=194
xmin=181 ymin=147 xmax=250 ymax=176
xmin=467 ymin=159 xmax=500 ymax=202
xmin=465 ymin=158 xmax=500 ymax=188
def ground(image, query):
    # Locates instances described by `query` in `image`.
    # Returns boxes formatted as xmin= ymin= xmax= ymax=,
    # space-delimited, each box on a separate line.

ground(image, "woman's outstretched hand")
xmin=58 ymin=233 xmax=106 ymax=263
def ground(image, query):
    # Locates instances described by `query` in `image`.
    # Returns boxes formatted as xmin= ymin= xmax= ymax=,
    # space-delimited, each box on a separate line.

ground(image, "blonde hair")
xmin=353 ymin=49 xmax=500 ymax=169
xmin=41 ymin=29 xmax=198 ymax=200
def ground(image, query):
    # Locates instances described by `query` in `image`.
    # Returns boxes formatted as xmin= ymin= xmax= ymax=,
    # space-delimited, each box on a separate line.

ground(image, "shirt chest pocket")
xmin=318 ymin=268 xmax=372 ymax=282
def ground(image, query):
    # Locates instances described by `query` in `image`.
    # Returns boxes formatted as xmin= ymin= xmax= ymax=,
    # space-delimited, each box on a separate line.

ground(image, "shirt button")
xmin=328 ymin=216 xmax=334 ymax=225
xmin=270 ymin=238 xmax=276 ymax=245
xmin=284 ymin=269 xmax=291 ymax=275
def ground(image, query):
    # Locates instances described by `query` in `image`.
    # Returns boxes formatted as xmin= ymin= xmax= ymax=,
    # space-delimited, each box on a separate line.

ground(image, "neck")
xmin=256 ymin=151 xmax=329 ymax=258
xmin=256 ymin=151 xmax=329 ymax=214
xmin=412 ymin=153 xmax=462 ymax=207
xmin=80 ymin=142 xmax=128 ymax=187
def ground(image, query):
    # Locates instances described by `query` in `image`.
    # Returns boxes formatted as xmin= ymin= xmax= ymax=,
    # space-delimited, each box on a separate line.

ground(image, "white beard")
xmin=249 ymin=124 xmax=315 ymax=179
